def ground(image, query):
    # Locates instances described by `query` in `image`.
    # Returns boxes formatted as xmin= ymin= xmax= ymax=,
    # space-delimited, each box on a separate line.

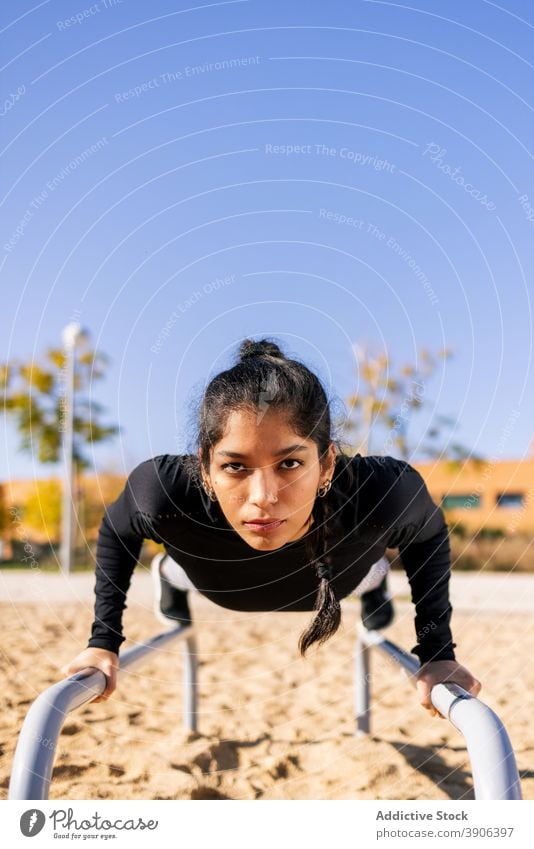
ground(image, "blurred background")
xmin=1 ymin=0 xmax=533 ymax=573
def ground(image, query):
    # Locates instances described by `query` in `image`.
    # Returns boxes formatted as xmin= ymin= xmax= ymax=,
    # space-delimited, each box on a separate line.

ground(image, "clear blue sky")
xmin=1 ymin=0 xmax=533 ymax=481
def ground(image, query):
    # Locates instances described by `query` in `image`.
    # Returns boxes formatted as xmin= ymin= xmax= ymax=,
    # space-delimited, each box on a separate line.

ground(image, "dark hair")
xmin=183 ymin=337 xmax=355 ymax=656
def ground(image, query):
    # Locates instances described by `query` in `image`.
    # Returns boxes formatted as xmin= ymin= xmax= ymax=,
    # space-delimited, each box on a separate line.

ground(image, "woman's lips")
xmin=243 ymin=519 xmax=286 ymax=533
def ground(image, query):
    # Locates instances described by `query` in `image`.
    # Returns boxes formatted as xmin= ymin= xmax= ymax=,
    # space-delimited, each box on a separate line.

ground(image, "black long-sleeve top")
xmin=87 ymin=453 xmax=457 ymax=664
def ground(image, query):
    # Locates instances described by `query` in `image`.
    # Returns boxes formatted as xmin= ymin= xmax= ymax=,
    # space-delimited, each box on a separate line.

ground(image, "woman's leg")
xmin=355 ymin=556 xmax=394 ymax=630
xmin=160 ymin=552 xmax=199 ymax=592
xmin=353 ymin=556 xmax=390 ymax=596
xmin=151 ymin=551 xmax=195 ymax=627
xmin=153 ymin=550 xmax=393 ymax=628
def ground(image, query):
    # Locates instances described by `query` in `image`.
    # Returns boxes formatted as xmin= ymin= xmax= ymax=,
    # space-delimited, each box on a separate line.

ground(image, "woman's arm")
xmin=395 ymin=513 xmax=456 ymax=664
xmin=369 ymin=457 xmax=457 ymax=663
xmin=379 ymin=459 xmax=481 ymax=715
xmin=86 ymin=460 xmax=159 ymax=654
xmin=59 ymin=468 xmax=148 ymax=702
xmin=61 ymin=457 xmax=175 ymax=700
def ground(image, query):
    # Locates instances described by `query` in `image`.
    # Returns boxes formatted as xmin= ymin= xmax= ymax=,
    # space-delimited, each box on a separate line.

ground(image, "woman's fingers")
xmin=416 ymin=661 xmax=482 ymax=718
xmin=60 ymin=664 xmax=114 ymax=703
xmin=90 ymin=673 xmax=113 ymax=703
xmin=442 ymin=668 xmax=482 ymax=697
xmin=416 ymin=679 xmax=445 ymax=718
xmin=92 ymin=666 xmax=117 ymax=702
xmin=60 ymin=649 xmax=119 ymax=703
xmin=416 ymin=678 xmax=431 ymax=709
xmin=469 ymin=678 xmax=482 ymax=697
xmin=89 ymin=666 xmax=117 ymax=702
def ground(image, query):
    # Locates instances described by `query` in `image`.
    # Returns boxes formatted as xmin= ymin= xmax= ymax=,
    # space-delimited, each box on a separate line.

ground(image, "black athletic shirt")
xmin=87 ymin=453 xmax=457 ymax=664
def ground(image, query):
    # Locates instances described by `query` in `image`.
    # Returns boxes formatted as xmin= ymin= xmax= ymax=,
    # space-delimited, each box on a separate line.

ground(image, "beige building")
xmin=412 ymin=454 xmax=534 ymax=535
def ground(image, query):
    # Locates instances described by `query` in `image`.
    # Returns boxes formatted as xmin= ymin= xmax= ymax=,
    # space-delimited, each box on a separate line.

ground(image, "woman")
xmin=62 ymin=338 xmax=481 ymax=718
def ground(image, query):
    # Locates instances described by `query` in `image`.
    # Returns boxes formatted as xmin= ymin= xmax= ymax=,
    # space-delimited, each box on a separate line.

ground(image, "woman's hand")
xmin=415 ymin=660 xmax=482 ymax=718
xmin=60 ymin=648 xmax=119 ymax=703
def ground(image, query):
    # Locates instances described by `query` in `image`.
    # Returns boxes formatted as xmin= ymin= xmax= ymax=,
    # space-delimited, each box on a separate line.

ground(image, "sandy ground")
xmin=1 ymin=570 xmax=533 ymax=801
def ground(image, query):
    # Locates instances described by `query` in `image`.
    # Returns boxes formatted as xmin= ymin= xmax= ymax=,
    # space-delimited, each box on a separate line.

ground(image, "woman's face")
xmin=200 ymin=407 xmax=337 ymax=550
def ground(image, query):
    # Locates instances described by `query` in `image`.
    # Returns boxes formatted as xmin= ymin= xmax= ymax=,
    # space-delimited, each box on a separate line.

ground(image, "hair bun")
xmin=239 ymin=338 xmax=285 ymax=361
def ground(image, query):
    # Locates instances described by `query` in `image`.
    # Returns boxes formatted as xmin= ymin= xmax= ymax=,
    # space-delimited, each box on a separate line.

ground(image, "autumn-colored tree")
xmin=77 ymin=473 xmax=125 ymax=540
xmin=1 ymin=337 xmax=119 ymax=471
xmin=341 ymin=342 xmax=483 ymax=466
xmin=2 ymin=335 xmax=120 ymax=565
xmin=0 ymin=483 xmax=7 ymax=536
xmin=0 ymin=483 xmax=11 ymax=559
xmin=21 ymin=479 xmax=62 ymax=543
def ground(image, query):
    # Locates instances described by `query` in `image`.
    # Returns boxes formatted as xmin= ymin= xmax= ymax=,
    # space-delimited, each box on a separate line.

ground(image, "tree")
xmin=1 ymin=335 xmax=120 ymax=471
xmin=0 ymin=483 xmax=7 ymax=537
xmin=21 ymin=479 xmax=62 ymax=543
xmin=340 ymin=342 xmax=483 ymax=465
xmin=0 ymin=483 xmax=11 ymax=560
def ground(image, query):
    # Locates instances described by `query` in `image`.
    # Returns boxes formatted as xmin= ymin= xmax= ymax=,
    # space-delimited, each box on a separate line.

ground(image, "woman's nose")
xmin=247 ymin=470 xmax=279 ymax=504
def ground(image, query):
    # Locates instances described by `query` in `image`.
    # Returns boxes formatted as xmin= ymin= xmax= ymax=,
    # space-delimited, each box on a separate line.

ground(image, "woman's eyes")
xmin=222 ymin=459 xmax=303 ymax=473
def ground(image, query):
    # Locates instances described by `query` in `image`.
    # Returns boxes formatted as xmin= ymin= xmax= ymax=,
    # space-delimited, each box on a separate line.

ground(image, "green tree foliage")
xmin=1 ymin=337 xmax=120 ymax=471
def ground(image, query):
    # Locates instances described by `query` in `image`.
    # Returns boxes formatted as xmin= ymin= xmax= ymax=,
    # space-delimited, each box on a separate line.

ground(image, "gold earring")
xmin=317 ymin=480 xmax=332 ymax=498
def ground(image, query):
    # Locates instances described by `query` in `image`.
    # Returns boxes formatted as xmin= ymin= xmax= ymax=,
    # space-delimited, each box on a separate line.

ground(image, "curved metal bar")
xmin=8 ymin=625 xmax=197 ymax=800
xmin=430 ymin=682 xmax=521 ymax=801
xmin=354 ymin=625 xmax=522 ymax=800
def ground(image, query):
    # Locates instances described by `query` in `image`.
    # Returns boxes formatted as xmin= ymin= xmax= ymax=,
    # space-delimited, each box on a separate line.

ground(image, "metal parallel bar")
xmin=431 ymin=683 xmax=522 ymax=801
xmin=8 ymin=625 xmax=197 ymax=801
xmin=182 ymin=632 xmax=198 ymax=731
xmin=354 ymin=625 xmax=522 ymax=800
xmin=354 ymin=632 xmax=371 ymax=736
xmin=10 ymin=620 xmax=522 ymax=801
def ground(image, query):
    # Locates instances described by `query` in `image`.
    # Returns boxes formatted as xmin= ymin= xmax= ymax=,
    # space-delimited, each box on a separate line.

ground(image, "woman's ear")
xmin=198 ymin=451 xmax=211 ymax=489
xmin=325 ymin=442 xmax=337 ymax=476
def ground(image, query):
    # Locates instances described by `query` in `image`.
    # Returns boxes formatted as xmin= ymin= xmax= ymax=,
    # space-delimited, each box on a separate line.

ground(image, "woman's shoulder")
xmin=335 ymin=452 xmax=413 ymax=486
xmin=335 ymin=453 xmax=429 ymax=528
xmin=356 ymin=453 xmax=414 ymax=480
xmin=124 ymin=453 xmax=203 ymax=517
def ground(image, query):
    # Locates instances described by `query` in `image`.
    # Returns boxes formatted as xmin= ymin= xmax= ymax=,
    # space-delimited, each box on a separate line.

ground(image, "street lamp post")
xmin=59 ymin=322 xmax=84 ymax=576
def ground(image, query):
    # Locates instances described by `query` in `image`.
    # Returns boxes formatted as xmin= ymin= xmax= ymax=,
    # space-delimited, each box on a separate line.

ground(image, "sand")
xmin=1 ymin=574 xmax=532 ymax=801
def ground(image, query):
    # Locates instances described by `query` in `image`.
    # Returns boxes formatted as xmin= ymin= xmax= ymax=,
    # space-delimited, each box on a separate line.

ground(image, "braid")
xmin=298 ymin=492 xmax=341 ymax=656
